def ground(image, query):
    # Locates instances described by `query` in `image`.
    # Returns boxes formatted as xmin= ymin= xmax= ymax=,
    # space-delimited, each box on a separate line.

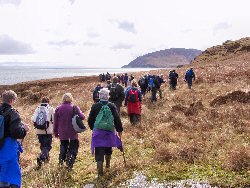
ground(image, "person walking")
xmin=31 ymin=97 xmax=55 ymax=168
xmin=125 ymin=81 xmax=142 ymax=125
xmin=138 ymin=75 xmax=148 ymax=96
xmin=185 ymin=68 xmax=195 ymax=89
xmin=0 ymin=90 xmax=29 ymax=188
xmin=168 ymin=70 xmax=178 ymax=90
xmin=88 ymin=88 xmax=123 ymax=178
xmin=53 ymin=93 xmax=85 ymax=169
xmin=108 ymin=77 xmax=125 ymax=114
xmin=93 ymin=84 xmax=103 ymax=103
xmin=123 ymin=73 xmax=129 ymax=87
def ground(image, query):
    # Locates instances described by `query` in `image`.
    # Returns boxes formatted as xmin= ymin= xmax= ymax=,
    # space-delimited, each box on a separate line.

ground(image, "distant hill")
xmin=122 ymin=48 xmax=202 ymax=68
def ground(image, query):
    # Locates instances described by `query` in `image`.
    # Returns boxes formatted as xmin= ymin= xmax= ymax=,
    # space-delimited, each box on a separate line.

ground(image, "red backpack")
xmin=128 ymin=89 xmax=139 ymax=103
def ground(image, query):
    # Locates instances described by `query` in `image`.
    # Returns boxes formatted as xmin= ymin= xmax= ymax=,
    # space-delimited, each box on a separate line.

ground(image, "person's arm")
xmin=76 ymin=106 xmax=85 ymax=120
xmin=53 ymin=108 xmax=59 ymax=137
xmin=137 ymin=89 xmax=142 ymax=102
xmin=88 ymin=104 xmax=98 ymax=130
xmin=109 ymin=103 xmax=123 ymax=133
xmin=9 ymin=110 xmax=27 ymax=139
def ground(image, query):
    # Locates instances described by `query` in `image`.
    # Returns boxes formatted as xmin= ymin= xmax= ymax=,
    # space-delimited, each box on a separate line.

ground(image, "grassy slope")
xmin=0 ymin=38 xmax=249 ymax=187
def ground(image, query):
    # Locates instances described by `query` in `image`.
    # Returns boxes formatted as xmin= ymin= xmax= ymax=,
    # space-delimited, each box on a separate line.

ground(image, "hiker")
xmin=120 ymin=74 xmax=124 ymax=85
xmin=129 ymin=74 xmax=134 ymax=85
xmin=108 ymin=77 xmax=125 ymax=114
xmin=98 ymin=74 xmax=102 ymax=82
xmin=31 ymin=97 xmax=55 ymax=168
xmin=93 ymin=84 xmax=103 ymax=103
xmin=0 ymin=90 xmax=29 ymax=188
xmin=88 ymin=88 xmax=123 ymax=178
xmin=101 ymin=73 xmax=106 ymax=82
xmin=168 ymin=70 xmax=178 ymax=90
xmin=185 ymin=68 xmax=195 ymax=89
xmin=53 ymin=93 xmax=85 ymax=169
xmin=151 ymin=75 xmax=160 ymax=102
xmin=117 ymin=74 xmax=121 ymax=84
xmin=138 ymin=75 xmax=148 ymax=96
xmin=125 ymin=80 xmax=142 ymax=125
xmin=106 ymin=72 xmax=111 ymax=81
xmin=123 ymin=73 xmax=129 ymax=87
xmin=157 ymin=75 xmax=166 ymax=98
xmin=105 ymin=80 xmax=111 ymax=90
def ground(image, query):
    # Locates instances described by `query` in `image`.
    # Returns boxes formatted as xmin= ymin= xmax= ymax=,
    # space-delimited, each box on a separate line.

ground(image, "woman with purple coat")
xmin=53 ymin=93 xmax=85 ymax=169
xmin=88 ymin=88 xmax=123 ymax=177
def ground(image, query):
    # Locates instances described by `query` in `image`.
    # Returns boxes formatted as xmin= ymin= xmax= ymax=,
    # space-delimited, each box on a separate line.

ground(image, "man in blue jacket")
xmin=0 ymin=90 xmax=29 ymax=188
xmin=185 ymin=68 xmax=196 ymax=89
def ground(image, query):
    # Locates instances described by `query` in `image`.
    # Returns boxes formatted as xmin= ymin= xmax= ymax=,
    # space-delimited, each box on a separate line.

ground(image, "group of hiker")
xmin=0 ymin=68 xmax=195 ymax=187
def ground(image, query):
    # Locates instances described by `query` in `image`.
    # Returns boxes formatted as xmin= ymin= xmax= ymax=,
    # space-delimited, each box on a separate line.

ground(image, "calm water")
xmin=0 ymin=67 xmax=160 ymax=85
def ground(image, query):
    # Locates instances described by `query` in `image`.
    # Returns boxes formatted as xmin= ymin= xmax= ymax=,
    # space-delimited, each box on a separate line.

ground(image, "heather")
xmin=0 ymin=38 xmax=249 ymax=187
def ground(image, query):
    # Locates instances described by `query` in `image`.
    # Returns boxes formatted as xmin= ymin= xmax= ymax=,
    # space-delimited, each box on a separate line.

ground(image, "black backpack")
xmin=109 ymin=83 xmax=118 ymax=99
xmin=93 ymin=87 xmax=103 ymax=101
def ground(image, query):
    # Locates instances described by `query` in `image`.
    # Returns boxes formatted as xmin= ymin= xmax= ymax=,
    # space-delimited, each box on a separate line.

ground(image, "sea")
xmin=0 ymin=67 xmax=161 ymax=85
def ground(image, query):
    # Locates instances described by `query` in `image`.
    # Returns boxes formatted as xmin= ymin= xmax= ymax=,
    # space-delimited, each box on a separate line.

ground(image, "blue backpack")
xmin=0 ymin=107 xmax=12 ymax=149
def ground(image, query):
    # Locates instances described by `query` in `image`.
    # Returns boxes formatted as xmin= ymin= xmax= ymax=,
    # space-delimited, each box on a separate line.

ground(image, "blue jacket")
xmin=0 ymin=138 xmax=23 ymax=186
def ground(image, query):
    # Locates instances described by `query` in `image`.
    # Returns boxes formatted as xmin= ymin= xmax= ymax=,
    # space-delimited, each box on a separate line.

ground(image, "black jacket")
xmin=0 ymin=103 xmax=27 ymax=147
xmin=88 ymin=100 xmax=123 ymax=132
xmin=108 ymin=83 xmax=125 ymax=106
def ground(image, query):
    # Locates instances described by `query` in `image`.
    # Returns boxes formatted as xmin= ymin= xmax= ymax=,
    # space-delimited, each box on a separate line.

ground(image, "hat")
xmin=99 ymin=88 xmax=110 ymax=100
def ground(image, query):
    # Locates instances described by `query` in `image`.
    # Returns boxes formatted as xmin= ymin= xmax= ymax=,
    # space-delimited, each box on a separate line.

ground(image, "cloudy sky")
xmin=0 ymin=0 xmax=249 ymax=68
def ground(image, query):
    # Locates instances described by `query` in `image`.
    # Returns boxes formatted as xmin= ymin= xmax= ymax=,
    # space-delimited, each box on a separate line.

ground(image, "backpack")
xmin=34 ymin=106 xmax=49 ymax=130
xmin=128 ymin=89 xmax=139 ymax=103
xmin=0 ymin=107 xmax=12 ymax=149
xmin=109 ymin=83 xmax=118 ymax=99
xmin=93 ymin=87 xmax=103 ymax=101
xmin=72 ymin=105 xmax=86 ymax=133
xmin=140 ymin=77 xmax=146 ymax=85
xmin=94 ymin=102 xmax=114 ymax=132
xmin=169 ymin=71 xmax=176 ymax=79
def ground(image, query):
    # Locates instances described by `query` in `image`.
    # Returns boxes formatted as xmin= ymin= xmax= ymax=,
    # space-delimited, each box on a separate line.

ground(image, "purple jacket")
xmin=53 ymin=102 xmax=85 ymax=140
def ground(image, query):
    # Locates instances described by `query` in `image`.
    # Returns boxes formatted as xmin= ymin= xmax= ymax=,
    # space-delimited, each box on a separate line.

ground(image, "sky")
xmin=0 ymin=0 xmax=249 ymax=68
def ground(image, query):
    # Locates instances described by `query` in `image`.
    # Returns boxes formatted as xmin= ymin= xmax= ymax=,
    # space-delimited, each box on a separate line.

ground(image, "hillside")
xmin=0 ymin=37 xmax=249 ymax=187
xmin=122 ymin=48 xmax=202 ymax=68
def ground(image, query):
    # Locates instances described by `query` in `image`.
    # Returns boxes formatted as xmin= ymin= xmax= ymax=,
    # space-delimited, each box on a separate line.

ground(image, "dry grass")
xmin=0 ymin=38 xmax=250 ymax=187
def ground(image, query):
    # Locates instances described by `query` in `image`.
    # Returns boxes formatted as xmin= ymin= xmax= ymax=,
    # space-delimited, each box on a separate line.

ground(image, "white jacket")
xmin=31 ymin=103 xmax=55 ymax=135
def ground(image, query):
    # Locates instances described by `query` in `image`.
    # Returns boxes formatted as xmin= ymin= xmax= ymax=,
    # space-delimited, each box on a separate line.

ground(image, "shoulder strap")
xmin=73 ymin=105 xmax=78 ymax=116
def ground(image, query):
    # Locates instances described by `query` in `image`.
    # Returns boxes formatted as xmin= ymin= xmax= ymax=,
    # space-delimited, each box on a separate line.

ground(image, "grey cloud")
xmin=0 ymin=0 xmax=21 ymax=5
xmin=213 ymin=22 xmax=231 ymax=35
xmin=83 ymin=41 xmax=99 ymax=46
xmin=111 ymin=43 xmax=134 ymax=50
xmin=48 ymin=40 xmax=76 ymax=46
xmin=0 ymin=35 xmax=34 ymax=55
xmin=117 ymin=21 xmax=137 ymax=34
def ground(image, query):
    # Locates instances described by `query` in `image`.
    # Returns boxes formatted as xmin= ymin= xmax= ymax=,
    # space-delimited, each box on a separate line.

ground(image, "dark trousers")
xmin=151 ymin=88 xmax=157 ymax=102
xmin=59 ymin=139 xmax=79 ymax=168
xmin=37 ymin=134 xmax=52 ymax=161
xmin=129 ymin=113 xmax=140 ymax=125
xmin=95 ymin=147 xmax=112 ymax=162
xmin=124 ymin=81 xmax=128 ymax=87
xmin=0 ymin=181 xmax=19 ymax=188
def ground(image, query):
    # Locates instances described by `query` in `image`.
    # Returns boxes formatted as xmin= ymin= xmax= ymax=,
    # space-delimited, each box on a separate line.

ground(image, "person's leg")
xmin=66 ymin=140 xmax=79 ymax=169
xmin=95 ymin=147 xmax=105 ymax=177
xmin=104 ymin=147 xmax=113 ymax=168
xmin=59 ymin=140 xmax=69 ymax=165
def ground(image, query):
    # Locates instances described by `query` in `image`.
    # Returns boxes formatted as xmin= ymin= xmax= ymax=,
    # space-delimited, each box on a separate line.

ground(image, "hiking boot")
xmin=37 ymin=157 xmax=42 ymax=168
xmin=97 ymin=161 xmax=103 ymax=178
xmin=105 ymin=155 xmax=111 ymax=168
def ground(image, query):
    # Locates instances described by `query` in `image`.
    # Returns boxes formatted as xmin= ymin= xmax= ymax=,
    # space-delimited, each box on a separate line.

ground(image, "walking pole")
xmin=120 ymin=138 xmax=127 ymax=167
